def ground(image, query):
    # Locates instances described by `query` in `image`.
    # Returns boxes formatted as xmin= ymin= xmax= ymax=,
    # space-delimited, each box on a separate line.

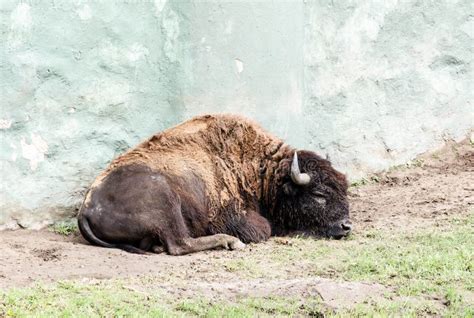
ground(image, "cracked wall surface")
xmin=0 ymin=0 xmax=472 ymax=228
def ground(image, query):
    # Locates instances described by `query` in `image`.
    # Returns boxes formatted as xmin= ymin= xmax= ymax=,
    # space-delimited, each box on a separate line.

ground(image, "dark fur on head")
xmin=263 ymin=150 xmax=350 ymax=238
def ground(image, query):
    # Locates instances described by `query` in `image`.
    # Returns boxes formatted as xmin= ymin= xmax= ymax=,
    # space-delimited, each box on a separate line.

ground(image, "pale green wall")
xmin=1 ymin=0 xmax=185 ymax=228
xmin=1 ymin=0 xmax=472 ymax=229
xmin=175 ymin=1 xmax=306 ymax=147
xmin=303 ymin=0 xmax=473 ymax=174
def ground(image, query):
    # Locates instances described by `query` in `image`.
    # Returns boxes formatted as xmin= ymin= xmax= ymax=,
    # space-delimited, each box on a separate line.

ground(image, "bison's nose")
xmin=328 ymin=220 xmax=352 ymax=239
xmin=341 ymin=222 xmax=352 ymax=232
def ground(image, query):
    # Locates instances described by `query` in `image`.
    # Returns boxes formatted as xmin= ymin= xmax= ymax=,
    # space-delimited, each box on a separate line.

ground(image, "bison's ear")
xmin=282 ymin=182 xmax=298 ymax=196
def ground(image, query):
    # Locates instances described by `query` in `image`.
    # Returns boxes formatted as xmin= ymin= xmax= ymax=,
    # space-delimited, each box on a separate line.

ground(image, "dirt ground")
xmin=0 ymin=138 xmax=472 ymax=310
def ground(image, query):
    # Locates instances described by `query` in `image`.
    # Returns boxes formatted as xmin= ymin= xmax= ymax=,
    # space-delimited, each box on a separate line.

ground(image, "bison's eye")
xmin=312 ymin=191 xmax=327 ymax=205
xmin=312 ymin=190 xmax=326 ymax=197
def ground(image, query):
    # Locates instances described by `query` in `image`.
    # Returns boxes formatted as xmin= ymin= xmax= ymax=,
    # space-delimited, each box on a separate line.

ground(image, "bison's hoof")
xmin=229 ymin=240 xmax=246 ymax=250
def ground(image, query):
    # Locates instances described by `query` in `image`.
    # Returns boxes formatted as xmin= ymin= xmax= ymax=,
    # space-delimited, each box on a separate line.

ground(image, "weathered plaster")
xmin=0 ymin=1 xmax=472 ymax=228
xmin=176 ymin=1 xmax=306 ymax=147
xmin=20 ymin=133 xmax=48 ymax=171
xmin=303 ymin=0 xmax=473 ymax=175
xmin=0 ymin=1 xmax=185 ymax=229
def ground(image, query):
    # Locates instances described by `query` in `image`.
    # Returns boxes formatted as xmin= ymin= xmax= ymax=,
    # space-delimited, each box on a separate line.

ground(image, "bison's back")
xmin=92 ymin=114 xmax=287 ymax=218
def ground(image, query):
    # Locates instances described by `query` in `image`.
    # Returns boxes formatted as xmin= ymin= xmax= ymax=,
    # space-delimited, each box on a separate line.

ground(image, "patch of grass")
xmin=0 ymin=281 xmax=171 ymax=317
xmin=174 ymin=295 xmax=473 ymax=318
xmin=350 ymin=178 xmax=370 ymax=187
xmin=223 ymin=259 xmax=246 ymax=272
xmin=175 ymin=297 xmax=323 ymax=317
xmin=217 ymin=237 xmax=334 ymax=280
xmin=384 ymin=158 xmax=426 ymax=174
xmin=0 ymin=282 xmax=325 ymax=318
xmin=407 ymin=158 xmax=425 ymax=168
xmin=257 ymin=216 xmax=472 ymax=316
xmin=338 ymin=223 xmax=473 ymax=296
xmin=270 ymin=236 xmax=332 ymax=262
xmin=49 ymin=219 xmax=78 ymax=236
xmin=332 ymin=298 xmax=444 ymax=318
xmin=350 ymin=175 xmax=381 ymax=188
xmin=265 ymin=217 xmax=474 ymax=298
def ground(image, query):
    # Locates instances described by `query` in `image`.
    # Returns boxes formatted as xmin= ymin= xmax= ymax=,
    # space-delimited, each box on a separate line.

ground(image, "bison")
xmin=78 ymin=114 xmax=351 ymax=255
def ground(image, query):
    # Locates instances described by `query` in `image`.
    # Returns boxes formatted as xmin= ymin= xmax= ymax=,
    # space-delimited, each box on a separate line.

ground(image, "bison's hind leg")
xmin=113 ymin=167 xmax=246 ymax=255
xmin=158 ymin=197 xmax=246 ymax=255
xmin=138 ymin=237 xmax=153 ymax=251
xmin=151 ymin=245 xmax=165 ymax=254
xmin=138 ymin=237 xmax=165 ymax=254
xmin=165 ymin=234 xmax=245 ymax=256
xmin=156 ymin=198 xmax=247 ymax=255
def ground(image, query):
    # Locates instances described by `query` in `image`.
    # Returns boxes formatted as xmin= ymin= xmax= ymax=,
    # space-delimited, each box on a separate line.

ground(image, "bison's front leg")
xmin=166 ymin=234 xmax=245 ymax=256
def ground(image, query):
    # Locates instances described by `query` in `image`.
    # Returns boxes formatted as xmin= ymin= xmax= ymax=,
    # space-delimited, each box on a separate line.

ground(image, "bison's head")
xmin=275 ymin=150 xmax=351 ymax=239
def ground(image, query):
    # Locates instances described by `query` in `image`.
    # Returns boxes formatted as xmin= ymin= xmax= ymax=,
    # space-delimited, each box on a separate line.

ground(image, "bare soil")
xmin=1 ymin=138 xmax=472 ymax=310
xmin=350 ymin=138 xmax=473 ymax=232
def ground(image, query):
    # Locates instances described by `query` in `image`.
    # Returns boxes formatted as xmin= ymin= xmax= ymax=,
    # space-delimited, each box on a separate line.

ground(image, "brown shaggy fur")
xmin=92 ymin=114 xmax=291 ymax=221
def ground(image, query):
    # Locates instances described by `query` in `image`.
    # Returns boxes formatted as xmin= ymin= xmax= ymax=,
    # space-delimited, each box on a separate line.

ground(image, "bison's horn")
xmin=291 ymin=152 xmax=311 ymax=186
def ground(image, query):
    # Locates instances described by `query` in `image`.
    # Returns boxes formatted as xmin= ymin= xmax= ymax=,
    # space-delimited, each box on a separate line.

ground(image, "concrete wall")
xmin=1 ymin=0 xmax=472 ymax=229
xmin=303 ymin=0 xmax=473 ymax=173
